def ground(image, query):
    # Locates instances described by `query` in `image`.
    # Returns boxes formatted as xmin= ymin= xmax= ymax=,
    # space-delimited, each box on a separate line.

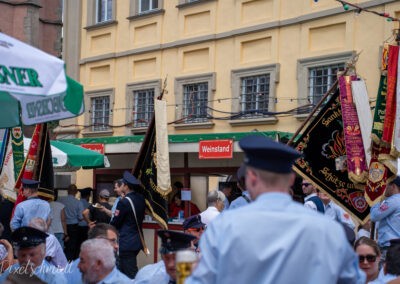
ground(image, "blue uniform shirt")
xmin=229 ymin=191 xmax=251 ymax=210
xmin=0 ymin=260 xmax=67 ymax=284
xmin=10 ymin=197 xmax=51 ymax=230
xmin=186 ymin=193 xmax=365 ymax=284
xmin=78 ymin=199 xmax=90 ymax=226
xmin=324 ymin=200 xmax=355 ymax=230
xmin=370 ymin=193 xmax=400 ymax=247
xmin=134 ymin=261 xmax=170 ymax=284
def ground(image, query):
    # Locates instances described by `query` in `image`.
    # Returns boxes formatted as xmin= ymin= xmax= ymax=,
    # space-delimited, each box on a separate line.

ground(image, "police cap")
xmin=12 ymin=227 xmax=48 ymax=249
xmin=158 ymin=230 xmax=196 ymax=254
xmin=239 ymin=135 xmax=302 ymax=174
xmin=21 ymin=178 xmax=40 ymax=189
xmin=122 ymin=171 xmax=141 ymax=186
xmin=183 ymin=215 xmax=205 ymax=230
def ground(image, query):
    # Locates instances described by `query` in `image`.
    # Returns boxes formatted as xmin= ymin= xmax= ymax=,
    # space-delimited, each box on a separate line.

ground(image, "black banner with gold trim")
xmin=293 ymin=90 xmax=370 ymax=223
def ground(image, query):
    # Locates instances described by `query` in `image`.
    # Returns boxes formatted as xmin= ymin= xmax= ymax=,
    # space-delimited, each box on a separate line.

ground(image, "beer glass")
xmin=175 ymin=249 xmax=197 ymax=284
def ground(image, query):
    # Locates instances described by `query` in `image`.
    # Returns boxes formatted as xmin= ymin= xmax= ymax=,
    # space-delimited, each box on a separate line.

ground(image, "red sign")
xmin=81 ymin=143 xmax=105 ymax=154
xmin=199 ymin=140 xmax=233 ymax=159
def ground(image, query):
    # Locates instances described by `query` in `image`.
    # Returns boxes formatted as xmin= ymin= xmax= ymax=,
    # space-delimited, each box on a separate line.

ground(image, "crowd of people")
xmin=0 ymin=135 xmax=399 ymax=283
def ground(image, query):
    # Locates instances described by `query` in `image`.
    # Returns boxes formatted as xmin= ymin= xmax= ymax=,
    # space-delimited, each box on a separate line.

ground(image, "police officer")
xmin=0 ymin=226 xmax=67 ymax=283
xmin=110 ymin=171 xmax=145 ymax=279
xmin=370 ymin=176 xmax=400 ymax=261
xmin=10 ymin=179 xmax=51 ymax=231
xmin=134 ymin=230 xmax=196 ymax=284
xmin=186 ymin=135 xmax=365 ymax=284
xmin=183 ymin=215 xmax=205 ymax=252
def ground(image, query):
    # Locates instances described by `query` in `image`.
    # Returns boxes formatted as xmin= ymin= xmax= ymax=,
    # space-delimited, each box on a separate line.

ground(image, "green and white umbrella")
xmin=22 ymin=137 xmax=110 ymax=169
xmin=0 ymin=32 xmax=84 ymax=128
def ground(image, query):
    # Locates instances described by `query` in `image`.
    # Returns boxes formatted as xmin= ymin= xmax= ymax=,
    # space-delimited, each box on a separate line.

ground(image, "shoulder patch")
xmin=379 ymin=203 xmax=389 ymax=212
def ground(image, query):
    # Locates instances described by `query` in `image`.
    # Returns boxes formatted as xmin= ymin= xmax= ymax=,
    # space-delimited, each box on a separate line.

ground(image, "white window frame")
xmin=129 ymin=0 xmax=164 ymax=17
xmin=86 ymin=0 xmax=116 ymax=27
xmin=96 ymin=0 xmax=113 ymax=23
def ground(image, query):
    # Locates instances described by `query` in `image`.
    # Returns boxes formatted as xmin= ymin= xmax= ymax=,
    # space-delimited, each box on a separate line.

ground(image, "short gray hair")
xmin=207 ymin=190 xmax=226 ymax=206
xmin=81 ymin=238 xmax=115 ymax=270
xmin=28 ymin=218 xmax=47 ymax=232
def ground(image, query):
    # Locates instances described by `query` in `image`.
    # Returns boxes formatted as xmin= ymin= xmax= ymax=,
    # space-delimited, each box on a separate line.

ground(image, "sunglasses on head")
xmin=358 ymin=254 xmax=377 ymax=263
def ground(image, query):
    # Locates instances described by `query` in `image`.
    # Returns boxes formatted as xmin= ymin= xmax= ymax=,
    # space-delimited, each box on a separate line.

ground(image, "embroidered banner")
xmin=293 ymin=90 xmax=370 ymax=224
xmin=338 ymin=75 xmax=368 ymax=184
xmin=394 ymin=46 xmax=400 ymax=155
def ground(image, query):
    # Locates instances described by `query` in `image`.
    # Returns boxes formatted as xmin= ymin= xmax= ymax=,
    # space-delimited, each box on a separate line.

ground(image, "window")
xmin=174 ymin=73 xmax=216 ymax=128
xmin=133 ymin=89 xmax=155 ymax=127
xmin=96 ymin=0 xmax=113 ymax=23
xmin=129 ymin=0 xmax=164 ymax=18
xmin=297 ymin=51 xmax=354 ymax=115
xmin=139 ymin=0 xmax=158 ymax=13
xmin=240 ymin=74 xmax=270 ymax=117
xmin=84 ymin=89 xmax=114 ymax=136
xmin=91 ymin=96 xmax=110 ymax=131
xmin=308 ymin=63 xmax=345 ymax=105
xmin=230 ymin=65 xmax=279 ymax=125
xmin=126 ymin=80 xmax=161 ymax=132
xmin=182 ymin=82 xmax=209 ymax=123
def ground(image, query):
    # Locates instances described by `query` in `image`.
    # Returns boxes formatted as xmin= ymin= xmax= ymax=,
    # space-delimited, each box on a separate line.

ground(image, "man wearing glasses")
xmin=302 ymin=179 xmax=325 ymax=213
xmin=65 ymin=223 xmax=122 ymax=283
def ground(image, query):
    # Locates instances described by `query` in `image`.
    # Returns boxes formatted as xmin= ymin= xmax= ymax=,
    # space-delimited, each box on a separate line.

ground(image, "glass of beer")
xmin=175 ymin=249 xmax=198 ymax=284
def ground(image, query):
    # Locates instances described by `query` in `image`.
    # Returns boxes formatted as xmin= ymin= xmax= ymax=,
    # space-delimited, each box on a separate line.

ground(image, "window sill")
xmin=84 ymin=20 xmax=118 ymax=31
xmin=81 ymin=130 xmax=114 ymax=137
xmin=176 ymin=0 xmax=217 ymax=9
xmin=131 ymin=127 xmax=149 ymax=134
xmin=127 ymin=9 xmax=165 ymax=21
xmin=174 ymin=121 xmax=214 ymax=130
xmin=229 ymin=117 xmax=278 ymax=126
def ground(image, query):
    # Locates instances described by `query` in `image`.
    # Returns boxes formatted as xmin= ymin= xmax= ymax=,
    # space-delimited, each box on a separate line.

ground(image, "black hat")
xmin=390 ymin=238 xmax=400 ymax=247
xmin=122 ymin=171 xmax=141 ymax=186
xmin=12 ymin=227 xmax=48 ymax=249
xmin=237 ymin=163 xmax=246 ymax=180
xmin=21 ymin=178 xmax=40 ymax=189
xmin=239 ymin=135 xmax=302 ymax=174
xmin=391 ymin=176 xmax=400 ymax=187
xmin=158 ymin=230 xmax=196 ymax=254
xmin=183 ymin=215 xmax=205 ymax=230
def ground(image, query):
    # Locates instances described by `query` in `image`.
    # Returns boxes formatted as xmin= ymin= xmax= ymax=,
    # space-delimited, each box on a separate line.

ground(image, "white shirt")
xmin=304 ymin=193 xmax=318 ymax=211
xmin=49 ymin=201 xmax=65 ymax=234
xmin=200 ymin=206 xmax=220 ymax=226
xmin=46 ymin=233 xmax=68 ymax=268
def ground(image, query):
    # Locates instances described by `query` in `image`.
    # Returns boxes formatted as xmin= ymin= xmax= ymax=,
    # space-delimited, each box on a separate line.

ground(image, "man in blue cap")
xmin=0 ymin=226 xmax=67 ymax=283
xmin=186 ymin=135 xmax=365 ymax=284
xmin=134 ymin=230 xmax=196 ymax=284
xmin=110 ymin=171 xmax=146 ymax=279
xmin=370 ymin=175 xmax=400 ymax=261
xmin=229 ymin=163 xmax=251 ymax=209
xmin=183 ymin=214 xmax=205 ymax=252
xmin=10 ymin=178 xmax=51 ymax=231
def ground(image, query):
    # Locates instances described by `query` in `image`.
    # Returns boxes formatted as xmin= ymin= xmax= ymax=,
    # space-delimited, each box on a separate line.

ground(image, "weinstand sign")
xmin=199 ymin=140 xmax=233 ymax=159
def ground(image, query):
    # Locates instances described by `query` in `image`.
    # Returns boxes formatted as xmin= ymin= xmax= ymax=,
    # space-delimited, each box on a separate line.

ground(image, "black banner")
xmin=133 ymin=113 xmax=168 ymax=229
xmin=293 ymin=90 xmax=370 ymax=223
xmin=36 ymin=123 xmax=54 ymax=201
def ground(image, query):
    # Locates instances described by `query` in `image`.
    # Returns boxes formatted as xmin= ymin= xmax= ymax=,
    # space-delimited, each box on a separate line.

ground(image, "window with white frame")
xmin=91 ymin=96 xmax=110 ymax=131
xmin=139 ymin=0 xmax=158 ymax=13
xmin=297 ymin=52 xmax=354 ymax=114
xmin=133 ymin=89 xmax=155 ymax=127
xmin=96 ymin=0 xmax=113 ymax=23
xmin=231 ymin=65 xmax=279 ymax=122
xmin=174 ymin=73 xmax=215 ymax=126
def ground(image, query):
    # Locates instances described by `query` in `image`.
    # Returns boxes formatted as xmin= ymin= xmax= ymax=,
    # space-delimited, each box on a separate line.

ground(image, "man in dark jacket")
xmin=110 ymin=171 xmax=145 ymax=279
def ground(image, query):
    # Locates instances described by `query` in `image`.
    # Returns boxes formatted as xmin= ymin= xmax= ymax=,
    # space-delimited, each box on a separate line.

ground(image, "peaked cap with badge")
xmin=21 ymin=178 xmax=40 ymax=189
xmin=158 ymin=230 xmax=196 ymax=254
xmin=12 ymin=226 xmax=48 ymax=249
xmin=122 ymin=171 xmax=141 ymax=187
xmin=183 ymin=215 xmax=205 ymax=230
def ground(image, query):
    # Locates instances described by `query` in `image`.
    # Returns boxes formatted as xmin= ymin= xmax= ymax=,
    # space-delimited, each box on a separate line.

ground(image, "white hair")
xmin=207 ymin=190 xmax=226 ymax=206
xmin=81 ymin=238 xmax=115 ymax=270
xmin=28 ymin=217 xmax=48 ymax=232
